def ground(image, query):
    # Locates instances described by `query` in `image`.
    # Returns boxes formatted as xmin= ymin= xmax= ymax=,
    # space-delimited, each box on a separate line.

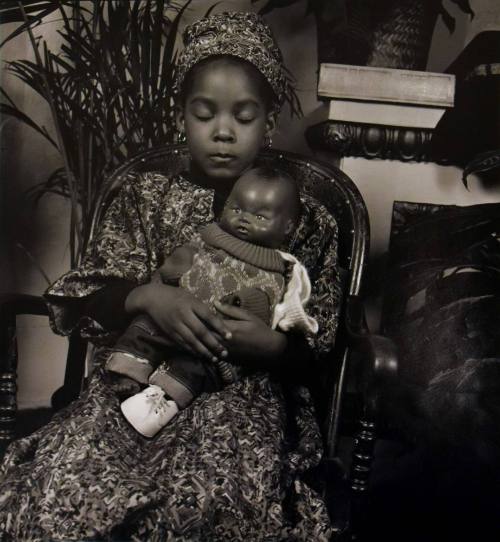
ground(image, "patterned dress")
xmin=0 ymin=172 xmax=341 ymax=541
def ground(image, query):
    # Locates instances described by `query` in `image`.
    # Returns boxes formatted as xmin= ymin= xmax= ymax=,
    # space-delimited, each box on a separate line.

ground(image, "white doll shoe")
xmin=120 ymin=385 xmax=179 ymax=438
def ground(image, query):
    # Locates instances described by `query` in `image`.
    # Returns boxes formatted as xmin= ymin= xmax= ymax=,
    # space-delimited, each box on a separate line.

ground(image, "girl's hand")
xmin=213 ymin=300 xmax=287 ymax=367
xmin=126 ymin=283 xmax=231 ymax=362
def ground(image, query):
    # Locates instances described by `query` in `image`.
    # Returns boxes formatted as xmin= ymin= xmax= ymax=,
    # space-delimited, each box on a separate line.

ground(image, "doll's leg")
xmin=106 ymin=314 xmax=172 ymax=397
xmin=121 ymin=355 xmax=224 ymax=437
xmin=149 ymin=354 xmax=223 ymax=408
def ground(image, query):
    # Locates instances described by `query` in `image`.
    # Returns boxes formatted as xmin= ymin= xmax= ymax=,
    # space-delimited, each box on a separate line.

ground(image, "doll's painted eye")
xmin=256 ymin=215 xmax=267 ymax=221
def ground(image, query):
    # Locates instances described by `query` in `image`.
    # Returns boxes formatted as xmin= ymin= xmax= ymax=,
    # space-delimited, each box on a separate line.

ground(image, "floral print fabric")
xmin=0 ymin=172 xmax=341 ymax=541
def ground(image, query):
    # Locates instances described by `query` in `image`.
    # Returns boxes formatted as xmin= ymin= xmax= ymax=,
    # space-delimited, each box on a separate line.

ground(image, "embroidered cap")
xmin=173 ymin=11 xmax=288 ymax=108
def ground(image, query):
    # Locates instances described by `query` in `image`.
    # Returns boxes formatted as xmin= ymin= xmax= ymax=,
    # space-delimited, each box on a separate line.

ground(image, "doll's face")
xmin=220 ymin=171 xmax=297 ymax=248
xmin=176 ymin=57 xmax=277 ymax=187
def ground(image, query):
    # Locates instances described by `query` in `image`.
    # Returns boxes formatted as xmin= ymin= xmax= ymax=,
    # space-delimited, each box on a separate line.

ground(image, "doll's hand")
xmin=213 ymin=301 xmax=287 ymax=367
xmin=126 ymin=283 xmax=231 ymax=362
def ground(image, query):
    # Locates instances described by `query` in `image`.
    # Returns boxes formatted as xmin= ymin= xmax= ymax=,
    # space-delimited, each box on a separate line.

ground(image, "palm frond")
xmin=0 ymin=101 xmax=58 ymax=147
xmin=1 ymin=0 xmax=186 ymax=267
xmin=0 ymin=1 xmax=80 ymax=47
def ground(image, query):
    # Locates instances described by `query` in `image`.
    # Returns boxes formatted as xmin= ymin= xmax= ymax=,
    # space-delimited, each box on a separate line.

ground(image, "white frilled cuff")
xmin=271 ymin=251 xmax=319 ymax=335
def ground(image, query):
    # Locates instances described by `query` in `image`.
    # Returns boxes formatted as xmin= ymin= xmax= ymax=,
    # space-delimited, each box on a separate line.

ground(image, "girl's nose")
xmin=213 ymin=117 xmax=235 ymax=142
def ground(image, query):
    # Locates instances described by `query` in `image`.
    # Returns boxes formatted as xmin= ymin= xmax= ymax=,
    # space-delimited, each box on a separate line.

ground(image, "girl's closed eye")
xmin=190 ymin=101 xmax=214 ymax=121
xmin=195 ymin=110 xmax=213 ymax=121
xmin=234 ymin=103 xmax=259 ymax=124
xmin=236 ymin=114 xmax=256 ymax=124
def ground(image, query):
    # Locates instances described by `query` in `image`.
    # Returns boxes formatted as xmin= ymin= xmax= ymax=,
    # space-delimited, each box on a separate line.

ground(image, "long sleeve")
xmin=291 ymin=196 xmax=342 ymax=361
xmin=44 ymin=172 xmax=216 ymax=342
xmin=82 ymin=278 xmax=137 ymax=330
xmin=44 ymin=173 xmax=169 ymax=341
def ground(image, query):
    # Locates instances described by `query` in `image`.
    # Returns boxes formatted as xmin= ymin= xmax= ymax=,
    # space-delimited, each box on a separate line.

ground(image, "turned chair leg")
xmin=0 ymin=295 xmax=51 ymax=454
xmin=349 ymin=417 xmax=376 ymax=539
xmin=0 ymin=312 xmax=18 ymax=453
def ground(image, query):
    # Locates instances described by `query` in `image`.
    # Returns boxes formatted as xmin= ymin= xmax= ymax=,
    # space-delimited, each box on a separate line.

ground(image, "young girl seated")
xmin=0 ymin=12 xmax=341 ymax=540
xmin=106 ymin=166 xmax=318 ymax=437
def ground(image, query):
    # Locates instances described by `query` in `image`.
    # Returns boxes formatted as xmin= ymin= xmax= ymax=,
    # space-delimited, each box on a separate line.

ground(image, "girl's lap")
xmin=0 ymin=347 xmax=329 ymax=540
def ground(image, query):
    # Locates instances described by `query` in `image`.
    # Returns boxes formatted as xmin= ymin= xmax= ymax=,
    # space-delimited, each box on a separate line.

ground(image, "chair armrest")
xmin=345 ymin=295 xmax=398 ymax=415
xmin=0 ymin=294 xmax=49 ymax=450
xmin=340 ymin=296 xmax=400 ymax=535
xmin=0 ymin=293 xmax=49 ymax=366
xmin=0 ymin=292 xmax=88 ymax=413
xmin=0 ymin=293 xmax=49 ymax=321
xmin=323 ymin=295 xmax=398 ymax=460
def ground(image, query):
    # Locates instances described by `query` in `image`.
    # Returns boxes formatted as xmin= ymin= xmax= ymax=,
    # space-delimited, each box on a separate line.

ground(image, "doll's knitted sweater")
xmin=180 ymin=223 xmax=287 ymax=326
xmin=177 ymin=224 xmax=319 ymax=383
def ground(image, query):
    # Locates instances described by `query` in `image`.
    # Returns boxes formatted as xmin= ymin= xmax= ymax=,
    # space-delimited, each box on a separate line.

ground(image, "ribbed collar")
xmin=201 ymin=223 xmax=285 ymax=273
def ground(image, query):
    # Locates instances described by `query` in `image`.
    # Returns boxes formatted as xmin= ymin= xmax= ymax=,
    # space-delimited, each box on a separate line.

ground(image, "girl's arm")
xmin=213 ymin=301 xmax=313 ymax=370
xmin=77 ymin=274 xmax=230 ymax=362
xmin=126 ymin=282 xmax=231 ymax=362
xmin=81 ymin=278 xmax=137 ymax=330
xmin=45 ymin=173 xmax=228 ymax=359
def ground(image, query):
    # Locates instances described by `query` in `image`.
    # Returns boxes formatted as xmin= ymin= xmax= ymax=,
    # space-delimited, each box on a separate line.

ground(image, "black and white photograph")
xmin=0 ymin=0 xmax=499 ymax=540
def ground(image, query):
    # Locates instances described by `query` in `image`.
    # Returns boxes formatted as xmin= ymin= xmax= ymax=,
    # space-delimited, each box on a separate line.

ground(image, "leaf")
xmin=258 ymin=0 xmax=302 ymax=16
xmin=462 ymin=150 xmax=500 ymax=187
xmin=14 ymin=242 xmax=52 ymax=286
xmin=25 ymin=167 xmax=69 ymax=204
xmin=448 ymin=0 xmax=475 ymax=18
xmin=438 ymin=0 xmax=474 ymax=35
xmin=204 ymin=2 xmax=224 ymax=17
xmin=0 ymin=86 xmax=17 ymax=107
xmin=0 ymin=1 xmax=73 ymax=47
xmin=439 ymin=5 xmax=456 ymax=34
xmin=1 ymin=0 xmax=183 ymax=267
xmin=0 ymin=1 xmax=60 ymax=23
xmin=0 ymin=102 xmax=58 ymax=148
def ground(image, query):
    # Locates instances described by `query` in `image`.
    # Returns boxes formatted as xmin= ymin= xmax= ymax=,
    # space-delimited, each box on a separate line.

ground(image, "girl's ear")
xmin=284 ymin=218 xmax=295 ymax=236
xmin=175 ymin=107 xmax=185 ymax=133
xmin=265 ymin=109 xmax=278 ymax=139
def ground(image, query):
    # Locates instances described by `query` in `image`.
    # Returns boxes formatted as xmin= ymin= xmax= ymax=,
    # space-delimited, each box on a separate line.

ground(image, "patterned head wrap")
xmin=173 ymin=12 xmax=288 ymax=109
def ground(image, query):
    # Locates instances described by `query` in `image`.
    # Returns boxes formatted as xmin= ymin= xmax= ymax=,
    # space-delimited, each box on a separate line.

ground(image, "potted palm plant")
xmin=0 ymin=0 xmax=193 ymax=269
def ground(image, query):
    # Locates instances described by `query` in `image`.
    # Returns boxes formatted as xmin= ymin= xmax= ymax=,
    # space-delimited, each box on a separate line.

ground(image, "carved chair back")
xmin=1 ymin=145 xmax=369 ymax=454
xmin=0 ymin=144 xmax=371 ymax=537
xmin=89 ymin=144 xmax=370 ymax=458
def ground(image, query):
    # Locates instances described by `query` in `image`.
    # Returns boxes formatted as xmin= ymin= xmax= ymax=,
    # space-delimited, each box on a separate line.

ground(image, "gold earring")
xmin=176 ymin=130 xmax=186 ymax=144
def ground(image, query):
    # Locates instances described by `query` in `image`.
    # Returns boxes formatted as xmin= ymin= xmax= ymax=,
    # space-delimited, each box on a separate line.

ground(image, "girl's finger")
xmin=171 ymin=330 xmax=197 ymax=357
xmin=213 ymin=300 xmax=252 ymax=321
xmin=194 ymin=303 xmax=232 ymax=340
xmin=178 ymin=322 xmax=221 ymax=362
xmin=183 ymin=314 xmax=228 ymax=357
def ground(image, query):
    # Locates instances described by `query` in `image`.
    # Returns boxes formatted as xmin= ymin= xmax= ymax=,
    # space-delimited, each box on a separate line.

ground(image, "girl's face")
xmin=177 ymin=58 xmax=277 ymax=186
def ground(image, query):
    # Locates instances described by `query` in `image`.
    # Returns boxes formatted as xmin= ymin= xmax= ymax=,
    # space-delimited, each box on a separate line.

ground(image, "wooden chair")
xmin=0 ymin=145 xmax=397 ymax=539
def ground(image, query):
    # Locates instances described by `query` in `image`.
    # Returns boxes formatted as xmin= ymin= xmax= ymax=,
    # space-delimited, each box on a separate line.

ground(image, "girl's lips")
xmin=209 ymin=154 xmax=236 ymax=164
